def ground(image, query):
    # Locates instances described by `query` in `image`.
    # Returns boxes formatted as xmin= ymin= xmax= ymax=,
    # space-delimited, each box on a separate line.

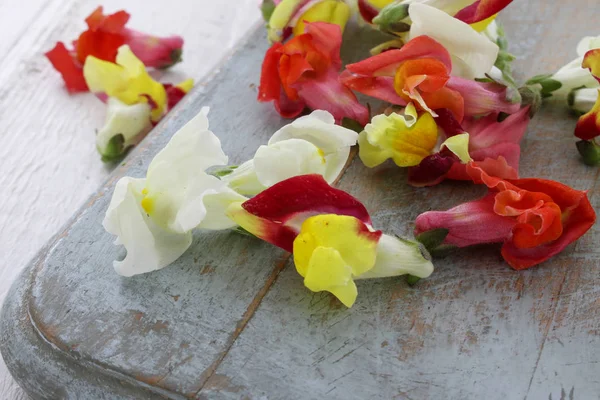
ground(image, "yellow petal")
xmin=293 ymin=0 xmax=351 ymax=37
xmin=359 ymin=107 xmax=438 ymax=168
xmin=293 ymin=214 xmax=379 ymax=277
xmin=83 ymin=45 xmax=167 ymax=122
xmin=83 ymin=57 xmax=129 ymax=95
xmin=175 ymin=78 xmax=194 ymax=93
xmin=442 ymin=133 xmax=471 ymax=163
xmin=367 ymin=0 xmax=394 ymax=9
xmin=470 ymin=14 xmax=497 ymax=33
xmin=303 ymin=246 xmax=358 ymax=308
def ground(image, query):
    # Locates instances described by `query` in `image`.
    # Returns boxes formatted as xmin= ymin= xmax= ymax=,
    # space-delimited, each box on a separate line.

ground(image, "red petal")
xmin=434 ymin=108 xmax=464 ymax=137
xmin=241 ymin=174 xmax=372 ymax=251
xmin=85 ymin=6 xmax=130 ymax=33
xmin=407 ymin=149 xmax=457 ymax=187
xmin=421 ymin=87 xmax=465 ymax=122
xmin=164 ymin=84 xmax=187 ymax=110
xmin=357 ymin=0 xmax=380 ymax=23
xmin=305 ymin=22 xmax=343 ymax=70
xmin=345 ymin=35 xmax=452 ymax=77
xmin=574 ymin=90 xmax=600 ymax=140
xmin=45 ymin=42 xmax=88 ymax=93
xmin=258 ymin=42 xmax=285 ymax=103
xmin=454 ymin=0 xmax=513 ymax=24
xmin=340 ymin=71 xmax=407 ymax=105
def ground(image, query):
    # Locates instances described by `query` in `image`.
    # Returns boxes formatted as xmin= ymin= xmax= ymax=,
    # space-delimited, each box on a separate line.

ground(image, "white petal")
xmin=577 ymin=35 xmax=600 ymax=56
xmin=144 ymin=108 xmax=237 ymax=232
xmin=254 ymin=139 xmax=328 ymax=187
xmin=103 ymin=177 xmax=192 ymax=277
xmin=168 ymin=174 xmax=250 ymax=232
xmin=571 ymin=88 xmax=599 ymax=114
xmin=355 ymin=234 xmax=434 ymax=280
xmin=400 ymin=0 xmax=474 ymax=16
xmin=96 ymin=98 xmax=153 ymax=154
xmin=408 ymin=3 xmax=499 ymax=79
xmin=269 ymin=109 xmax=358 ymax=151
xmin=197 ymin=189 xmax=249 ymax=230
xmin=220 ymin=160 xmax=267 ymax=196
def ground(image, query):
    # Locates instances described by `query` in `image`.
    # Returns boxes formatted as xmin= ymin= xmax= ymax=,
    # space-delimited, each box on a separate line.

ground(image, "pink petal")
xmin=446 ymin=77 xmax=520 ymax=117
xmin=447 ymin=156 xmax=519 ymax=181
xmin=414 ymin=193 xmax=517 ymax=247
xmin=464 ymin=106 xmax=530 ymax=150
xmin=297 ymin=69 xmax=369 ymax=125
xmin=124 ymin=29 xmax=184 ymax=69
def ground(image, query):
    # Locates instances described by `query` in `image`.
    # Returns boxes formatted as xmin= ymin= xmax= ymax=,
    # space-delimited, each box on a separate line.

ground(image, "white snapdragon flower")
xmin=551 ymin=35 xmax=600 ymax=98
xmin=223 ymin=110 xmax=358 ymax=195
xmin=103 ymin=108 xmax=246 ymax=276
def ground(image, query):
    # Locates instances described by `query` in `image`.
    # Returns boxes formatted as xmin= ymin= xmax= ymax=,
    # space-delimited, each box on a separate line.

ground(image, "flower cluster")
xmin=46 ymin=7 xmax=193 ymax=161
xmin=105 ymin=110 xmax=433 ymax=307
xmin=101 ymin=1 xmax=597 ymax=309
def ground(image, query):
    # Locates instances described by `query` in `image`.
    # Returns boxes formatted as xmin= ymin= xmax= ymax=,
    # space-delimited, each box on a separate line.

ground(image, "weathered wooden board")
xmin=2 ymin=1 xmax=600 ymax=399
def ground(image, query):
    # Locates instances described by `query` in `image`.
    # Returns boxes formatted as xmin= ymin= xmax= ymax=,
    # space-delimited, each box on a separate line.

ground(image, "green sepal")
xmin=415 ymin=228 xmax=448 ymax=252
xmin=99 ymin=135 xmax=126 ymax=163
xmin=261 ymin=0 xmax=277 ymax=22
xmin=525 ymin=73 xmax=562 ymax=98
xmin=576 ymin=140 xmax=600 ymax=166
xmin=210 ymin=165 xmax=239 ymax=178
xmin=518 ymin=85 xmax=543 ymax=118
xmin=406 ymin=275 xmax=421 ymax=286
xmin=372 ymin=3 xmax=410 ymax=35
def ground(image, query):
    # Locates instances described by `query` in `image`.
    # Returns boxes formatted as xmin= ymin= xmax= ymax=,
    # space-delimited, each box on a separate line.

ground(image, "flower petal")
xmin=227 ymin=174 xmax=372 ymax=252
xmin=125 ymin=30 xmax=184 ymax=69
xmin=45 ymin=42 xmax=88 ymax=93
xmin=345 ymin=35 xmax=452 ymax=77
xmin=409 ymin=3 xmax=499 ymax=79
xmin=454 ymin=0 xmax=513 ymax=24
xmin=574 ymin=89 xmax=600 ymax=140
xmin=414 ymin=193 xmax=517 ymax=247
xmin=582 ymin=48 xmax=600 ymax=83
xmin=446 ymin=77 xmax=520 ymax=117
xmin=355 ymin=234 xmax=434 ymax=279
xmin=103 ymin=177 xmax=192 ymax=277
xmin=96 ymin=97 xmax=153 ymax=159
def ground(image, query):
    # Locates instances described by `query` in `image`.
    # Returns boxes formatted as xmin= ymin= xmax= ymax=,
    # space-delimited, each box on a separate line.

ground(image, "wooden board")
xmin=2 ymin=1 xmax=600 ymax=398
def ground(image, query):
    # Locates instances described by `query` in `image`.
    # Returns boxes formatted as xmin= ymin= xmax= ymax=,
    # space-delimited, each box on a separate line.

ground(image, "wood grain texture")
xmin=0 ymin=0 xmax=260 ymax=398
xmin=2 ymin=0 xmax=600 ymax=399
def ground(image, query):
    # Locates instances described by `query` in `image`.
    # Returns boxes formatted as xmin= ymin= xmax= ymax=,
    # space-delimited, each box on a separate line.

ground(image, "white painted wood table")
xmin=0 ymin=1 xmax=260 ymax=398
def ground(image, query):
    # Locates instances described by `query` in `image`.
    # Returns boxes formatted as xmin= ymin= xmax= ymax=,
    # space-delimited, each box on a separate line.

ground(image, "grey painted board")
xmin=2 ymin=0 xmax=600 ymax=399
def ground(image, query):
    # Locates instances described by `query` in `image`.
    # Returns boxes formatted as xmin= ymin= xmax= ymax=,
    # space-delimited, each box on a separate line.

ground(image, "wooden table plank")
xmin=199 ymin=1 xmax=600 ymax=399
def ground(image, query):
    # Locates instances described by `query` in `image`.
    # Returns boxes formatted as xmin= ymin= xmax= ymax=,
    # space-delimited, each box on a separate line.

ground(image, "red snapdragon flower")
xmin=45 ymin=6 xmax=184 ymax=93
xmin=340 ymin=35 xmax=519 ymax=122
xmin=258 ymin=22 xmax=369 ymax=125
xmin=415 ymin=162 xmax=595 ymax=270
